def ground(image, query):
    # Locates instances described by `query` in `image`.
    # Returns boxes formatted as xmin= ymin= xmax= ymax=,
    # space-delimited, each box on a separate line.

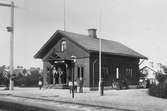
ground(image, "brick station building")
xmin=34 ymin=29 xmax=147 ymax=89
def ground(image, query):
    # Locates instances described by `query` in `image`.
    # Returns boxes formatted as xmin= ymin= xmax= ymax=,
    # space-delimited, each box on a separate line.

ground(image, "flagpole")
xmin=64 ymin=0 xmax=66 ymax=31
xmin=98 ymin=0 xmax=102 ymax=95
xmin=99 ymin=35 xmax=102 ymax=93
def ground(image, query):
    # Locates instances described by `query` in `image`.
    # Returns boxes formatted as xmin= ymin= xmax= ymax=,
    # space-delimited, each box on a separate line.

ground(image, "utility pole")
xmin=9 ymin=1 xmax=14 ymax=90
xmin=0 ymin=1 xmax=15 ymax=90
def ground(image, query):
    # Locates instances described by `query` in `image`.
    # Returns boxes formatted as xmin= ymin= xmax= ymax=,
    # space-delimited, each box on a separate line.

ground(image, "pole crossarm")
xmin=0 ymin=3 xmax=16 ymax=7
xmin=0 ymin=3 xmax=16 ymax=8
xmin=6 ymin=26 xmax=13 ymax=32
xmin=0 ymin=3 xmax=11 ymax=7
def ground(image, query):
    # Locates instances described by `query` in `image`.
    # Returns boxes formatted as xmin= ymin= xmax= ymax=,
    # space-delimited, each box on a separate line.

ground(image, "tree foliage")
xmin=0 ymin=65 xmax=9 ymax=86
xmin=156 ymin=73 xmax=167 ymax=83
xmin=0 ymin=65 xmax=43 ymax=87
xmin=149 ymin=69 xmax=167 ymax=99
xmin=14 ymin=68 xmax=42 ymax=87
xmin=162 ymin=65 xmax=167 ymax=74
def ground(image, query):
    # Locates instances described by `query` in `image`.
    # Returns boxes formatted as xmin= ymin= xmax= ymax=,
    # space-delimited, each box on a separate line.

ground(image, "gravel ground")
xmin=0 ymin=87 xmax=167 ymax=111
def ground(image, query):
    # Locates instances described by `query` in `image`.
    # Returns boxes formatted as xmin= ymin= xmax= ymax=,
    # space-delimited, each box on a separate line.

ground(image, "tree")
xmin=14 ymin=67 xmax=42 ymax=87
xmin=0 ymin=65 xmax=9 ymax=87
xmin=162 ymin=65 xmax=167 ymax=74
xmin=0 ymin=65 xmax=6 ymax=74
xmin=22 ymin=68 xmax=27 ymax=75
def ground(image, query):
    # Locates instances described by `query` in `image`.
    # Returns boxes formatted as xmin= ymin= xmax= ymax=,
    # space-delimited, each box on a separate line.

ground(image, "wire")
xmin=0 ymin=26 xmax=7 ymax=30
xmin=0 ymin=0 xmax=12 ymax=2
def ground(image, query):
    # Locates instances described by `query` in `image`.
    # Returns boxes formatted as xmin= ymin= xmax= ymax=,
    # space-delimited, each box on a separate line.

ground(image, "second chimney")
xmin=88 ymin=28 xmax=97 ymax=38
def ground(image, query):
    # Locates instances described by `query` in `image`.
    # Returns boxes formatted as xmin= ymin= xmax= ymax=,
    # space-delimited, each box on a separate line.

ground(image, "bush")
xmin=149 ymin=73 xmax=167 ymax=98
xmin=156 ymin=74 xmax=167 ymax=83
xmin=149 ymin=83 xmax=167 ymax=98
xmin=25 ymin=73 xmax=42 ymax=87
xmin=14 ymin=72 xmax=42 ymax=87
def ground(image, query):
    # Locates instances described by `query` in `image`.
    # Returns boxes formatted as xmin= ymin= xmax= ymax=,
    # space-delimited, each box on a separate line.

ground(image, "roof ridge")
xmin=34 ymin=29 xmax=147 ymax=59
xmin=57 ymin=30 xmax=88 ymax=37
xmin=57 ymin=30 xmax=119 ymax=42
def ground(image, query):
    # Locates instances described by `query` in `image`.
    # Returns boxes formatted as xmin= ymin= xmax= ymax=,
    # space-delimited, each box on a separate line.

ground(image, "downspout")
xmin=92 ymin=59 xmax=97 ymax=88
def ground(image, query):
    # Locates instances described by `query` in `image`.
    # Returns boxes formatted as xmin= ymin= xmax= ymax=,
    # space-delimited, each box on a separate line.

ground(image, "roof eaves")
xmin=34 ymin=31 xmax=59 ymax=59
xmin=89 ymin=49 xmax=147 ymax=59
xmin=140 ymin=66 xmax=157 ymax=73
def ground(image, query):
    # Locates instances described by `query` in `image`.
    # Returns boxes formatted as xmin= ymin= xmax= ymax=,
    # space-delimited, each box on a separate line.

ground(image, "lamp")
xmin=71 ymin=55 xmax=76 ymax=63
xmin=71 ymin=55 xmax=76 ymax=98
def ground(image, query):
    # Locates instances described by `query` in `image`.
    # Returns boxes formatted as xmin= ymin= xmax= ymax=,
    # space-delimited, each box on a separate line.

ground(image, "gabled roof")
xmin=34 ymin=30 xmax=147 ymax=59
xmin=140 ymin=66 xmax=157 ymax=73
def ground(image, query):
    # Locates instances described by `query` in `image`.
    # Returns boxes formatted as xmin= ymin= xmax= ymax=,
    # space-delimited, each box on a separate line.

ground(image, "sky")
xmin=0 ymin=0 xmax=167 ymax=68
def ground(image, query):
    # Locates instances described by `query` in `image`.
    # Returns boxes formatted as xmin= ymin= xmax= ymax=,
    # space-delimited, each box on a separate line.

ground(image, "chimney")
xmin=88 ymin=28 xmax=97 ymax=38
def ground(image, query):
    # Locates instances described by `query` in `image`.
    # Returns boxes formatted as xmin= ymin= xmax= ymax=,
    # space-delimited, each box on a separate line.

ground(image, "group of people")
xmin=69 ymin=77 xmax=84 ymax=93
xmin=112 ymin=78 xmax=129 ymax=90
xmin=52 ymin=67 xmax=66 ymax=84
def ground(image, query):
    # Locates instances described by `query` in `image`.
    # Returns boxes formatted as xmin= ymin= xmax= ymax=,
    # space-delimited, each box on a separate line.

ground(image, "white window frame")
xmin=61 ymin=40 xmax=67 ymax=52
xmin=116 ymin=67 xmax=119 ymax=79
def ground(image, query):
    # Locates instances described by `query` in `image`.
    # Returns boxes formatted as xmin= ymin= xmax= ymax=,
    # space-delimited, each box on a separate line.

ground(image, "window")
xmin=116 ymin=67 xmax=119 ymax=79
xmin=125 ymin=68 xmax=133 ymax=77
xmin=102 ymin=67 xmax=109 ymax=79
xmin=77 ymin=66 xmax=84 ymax=79
xmin=77 ymin=67 xmax=80 ymax=78
xmin=61 ymin=40 xmax=67 ymax=52
xmin=81 ymin=67 xmax=84 ymax=78
xmin=102 ymin=67 xmax=109 ymax=75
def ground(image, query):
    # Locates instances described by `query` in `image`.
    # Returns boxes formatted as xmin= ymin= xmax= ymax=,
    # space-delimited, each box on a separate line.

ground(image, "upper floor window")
xmin=61 ymin=40 xmax=67 ymax=52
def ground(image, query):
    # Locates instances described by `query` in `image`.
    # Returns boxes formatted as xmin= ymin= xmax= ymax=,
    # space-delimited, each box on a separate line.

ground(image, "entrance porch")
xmin=43 ymin=59 xmax=73 ymax=89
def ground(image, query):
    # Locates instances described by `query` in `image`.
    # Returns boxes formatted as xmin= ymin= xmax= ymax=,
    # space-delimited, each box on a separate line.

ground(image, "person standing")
xmin=78 ymin=77 xmax=84 ymax=93
xmin=38 ymin=80 xmax=43 ymax=90
xmin=146 ymin=79 xmax=150 ymax=88
xmin=100 ymin=78 xmax=104 ymax=96
xmin=52 ymin=67 xmax=58 ymax=84
xmin=74 ymin=80 xmax=78 ymax=93
xmin=59 ymin=71 xmax=63 ymax=84
xmin=69 ymin=81 xmax=72 ymax=93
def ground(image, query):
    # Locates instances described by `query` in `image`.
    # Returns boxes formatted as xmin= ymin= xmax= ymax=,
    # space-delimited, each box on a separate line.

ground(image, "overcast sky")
xmin=0 ymin=0 xmax=167 ymax=68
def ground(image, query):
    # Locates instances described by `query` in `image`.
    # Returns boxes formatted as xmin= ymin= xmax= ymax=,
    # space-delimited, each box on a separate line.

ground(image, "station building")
xmin=34 ymin=29 xmax=147 ymax=89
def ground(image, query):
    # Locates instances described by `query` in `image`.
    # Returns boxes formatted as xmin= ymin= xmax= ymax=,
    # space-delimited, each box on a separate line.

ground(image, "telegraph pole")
xmin=0 ymin=1 xmax=15 ymax=90
xmin=9 ymin=1 xmax=14 ymax=90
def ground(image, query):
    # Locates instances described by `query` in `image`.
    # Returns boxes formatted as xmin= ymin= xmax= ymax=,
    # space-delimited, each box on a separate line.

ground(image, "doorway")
xmin=52 ymin=63 xmax=67 ymax=84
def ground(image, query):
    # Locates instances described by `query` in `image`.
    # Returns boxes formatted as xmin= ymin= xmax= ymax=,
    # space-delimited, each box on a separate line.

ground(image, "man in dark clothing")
xmin=100 ymin=78 xmax=104 ymax=96
xmin=78 ymin=77 xmax=84 ymax=93
xmin=146 ymin=79 xmax=150 ymax=88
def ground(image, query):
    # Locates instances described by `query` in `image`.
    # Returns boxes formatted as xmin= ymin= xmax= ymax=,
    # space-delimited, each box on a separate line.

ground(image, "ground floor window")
xmin=102 ymin=67 xmax=109 ymax=75
xmin=77 ymin=67 xmax=80 ymax=78
xmin=125 ymin=68 xmax=133 ymax=78
xmin=81 ymin=67 xmax=84 ymax=78
xmin=116 ymin=67 xmax=119 ymax=79
xmin=77 ymin=66 xmax=84 ymax=79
